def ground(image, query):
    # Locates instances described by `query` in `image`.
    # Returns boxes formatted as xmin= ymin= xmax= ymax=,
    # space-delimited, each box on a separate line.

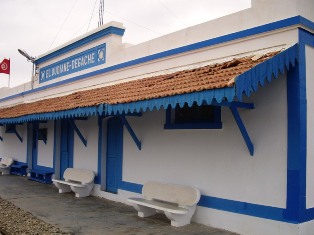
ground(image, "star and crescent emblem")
xmin=1 ymin=62 xmax=8 ymax=70
xmin=98 ymin=48 xmax=105 ymax=62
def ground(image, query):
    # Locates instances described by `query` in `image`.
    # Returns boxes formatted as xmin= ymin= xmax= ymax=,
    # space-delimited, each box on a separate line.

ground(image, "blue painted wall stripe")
xmin=199 ymin=195 xmax=292 ymax=223
xmin=0 ymin=16 xmax=311 ymax=104
xmin=119 ymin=181 xmax=143 ymax=194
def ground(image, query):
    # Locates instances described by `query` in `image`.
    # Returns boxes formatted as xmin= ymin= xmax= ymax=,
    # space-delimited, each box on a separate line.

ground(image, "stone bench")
xmin=128 ymin=181 xmax=201 ymax=227
xmin=52 ymin=168 xmax=95 ymax=198
xmin=0 ymin=157 xmax=14 ymax=175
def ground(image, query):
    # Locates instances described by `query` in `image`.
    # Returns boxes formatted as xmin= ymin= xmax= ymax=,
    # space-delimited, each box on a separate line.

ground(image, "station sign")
xmin=39 ymin=44 xmax=106 ymax=83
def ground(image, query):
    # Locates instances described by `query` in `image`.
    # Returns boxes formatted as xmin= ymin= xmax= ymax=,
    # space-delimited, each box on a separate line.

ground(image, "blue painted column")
xmin=296 ymin=29 xmax=314 ymax=222
xmin=285 ymin=31 xmax=306 ymax=222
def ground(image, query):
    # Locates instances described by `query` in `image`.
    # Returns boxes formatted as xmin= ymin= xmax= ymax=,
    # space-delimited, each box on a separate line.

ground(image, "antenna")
xmin=98 ymin=0 xmax=104 ymax=27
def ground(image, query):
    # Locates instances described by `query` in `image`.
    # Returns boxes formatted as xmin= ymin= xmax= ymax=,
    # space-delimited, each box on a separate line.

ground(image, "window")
xmin=5 ymin=124 xmax=16 ymax=133
xmin=164 ymin=103 xmax=222 ymax=129
xmin=38 ymin=128 xmax=47 ymax=144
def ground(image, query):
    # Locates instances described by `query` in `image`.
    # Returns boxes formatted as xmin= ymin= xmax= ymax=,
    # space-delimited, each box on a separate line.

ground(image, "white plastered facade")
xmin=0 ymin=0 xmax=314 ymax=235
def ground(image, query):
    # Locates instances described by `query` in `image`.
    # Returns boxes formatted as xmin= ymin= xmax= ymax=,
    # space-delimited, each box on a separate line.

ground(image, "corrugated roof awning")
xmin=0 ymin=44 xmax=298 ymax=124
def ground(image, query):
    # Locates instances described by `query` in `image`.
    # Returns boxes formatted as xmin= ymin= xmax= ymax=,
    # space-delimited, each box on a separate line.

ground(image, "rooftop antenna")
xmin=98 ymin=0 xmax=104 ymax=27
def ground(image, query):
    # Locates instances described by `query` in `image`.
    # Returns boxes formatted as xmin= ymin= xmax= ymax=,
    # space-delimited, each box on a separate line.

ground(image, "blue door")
xmin=32 ymin=122 xmax=39 ymax=170
xmin=60 ymin=120 xmax=74 ymax=178
xmin=106 ymin=117 xmax=123 ymax=193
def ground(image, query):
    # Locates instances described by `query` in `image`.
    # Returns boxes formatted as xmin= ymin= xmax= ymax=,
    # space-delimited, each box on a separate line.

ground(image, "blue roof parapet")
xmin=35 ymin=23 xmax=125 ymax=65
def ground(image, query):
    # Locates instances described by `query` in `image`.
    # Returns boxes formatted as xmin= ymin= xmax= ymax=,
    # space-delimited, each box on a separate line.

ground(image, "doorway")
xmin=106 ymin=117 xmax=123 ymax=193
xmin=59 ymin=120 xmax=74 ymax=178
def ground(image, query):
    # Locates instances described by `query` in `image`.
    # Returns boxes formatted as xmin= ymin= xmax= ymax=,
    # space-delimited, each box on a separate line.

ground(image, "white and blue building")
xmin=0 ymin=0 xmax=314 ymax=234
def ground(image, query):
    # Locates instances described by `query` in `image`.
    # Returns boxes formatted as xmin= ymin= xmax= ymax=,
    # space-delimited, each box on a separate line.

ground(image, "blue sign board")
xmin=39 ymin=44 xmax=106 ymax=83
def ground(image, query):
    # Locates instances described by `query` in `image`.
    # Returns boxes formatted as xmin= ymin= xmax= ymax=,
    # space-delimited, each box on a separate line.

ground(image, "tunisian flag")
xmin=0 ymin=59 xmax=10 ymax=74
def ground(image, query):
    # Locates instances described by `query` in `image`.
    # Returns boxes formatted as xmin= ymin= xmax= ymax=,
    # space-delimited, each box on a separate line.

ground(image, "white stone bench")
xmin=52 ymin=168 xmax=95 ymax=198
xmin=128 ymin=181 xmax=201 ymax=227
xmin=0 ymin=157 xmax=14 ymax=175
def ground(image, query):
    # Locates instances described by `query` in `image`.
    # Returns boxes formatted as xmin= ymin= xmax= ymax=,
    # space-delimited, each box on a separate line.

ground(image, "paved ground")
xmin=0 ymin=175 xmax=237 ymax=235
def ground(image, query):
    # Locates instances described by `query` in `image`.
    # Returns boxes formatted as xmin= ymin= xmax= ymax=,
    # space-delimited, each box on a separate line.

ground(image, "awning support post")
xmin=118 ymin=115 xmax=141 ymax=150
xmin=69 ymin=119 xmax=87 ymax=147
xmin=229 ymin=105 xmax=254 ymax=156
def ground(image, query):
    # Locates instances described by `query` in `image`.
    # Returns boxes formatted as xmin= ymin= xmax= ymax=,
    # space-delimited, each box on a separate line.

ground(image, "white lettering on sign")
xmin=72 ymin=53 xmax=95 ymax=69
xmin=39 ymin=44 xmax=105 ymax=83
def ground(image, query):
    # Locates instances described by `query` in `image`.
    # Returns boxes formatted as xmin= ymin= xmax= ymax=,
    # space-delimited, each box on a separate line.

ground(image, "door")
xmin=32 ymin=122 xmax=39 ymax=169
xmin=106 ymin=117 xmax=123 ymax=193
xmin=60 ymin=120 xmax=74 ymax=178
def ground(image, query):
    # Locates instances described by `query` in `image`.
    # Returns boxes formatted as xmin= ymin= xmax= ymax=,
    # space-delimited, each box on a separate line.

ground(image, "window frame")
xmin=164 ymin=104 xmax=222 ymax=130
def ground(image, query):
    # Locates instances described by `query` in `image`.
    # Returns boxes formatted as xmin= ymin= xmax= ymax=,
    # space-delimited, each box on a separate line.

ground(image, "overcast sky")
xmin=0 ymin=0 xmax=251 ymax=88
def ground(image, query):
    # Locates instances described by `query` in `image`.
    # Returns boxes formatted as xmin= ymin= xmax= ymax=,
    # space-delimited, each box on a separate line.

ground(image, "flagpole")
xmin=7 ymin=58 xmax=10 ymax=87
xmin=8 ymin=73 xmax=10 ymax=87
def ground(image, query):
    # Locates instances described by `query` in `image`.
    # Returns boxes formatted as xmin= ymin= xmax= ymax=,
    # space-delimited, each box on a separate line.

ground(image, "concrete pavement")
xmin=0 ymin=175 xmax=237 ymax=235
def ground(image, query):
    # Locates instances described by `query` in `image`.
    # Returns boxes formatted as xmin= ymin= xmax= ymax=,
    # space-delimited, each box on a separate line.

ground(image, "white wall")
xmin=306 ymin=45 xmax=314 ymax=209
xmin=300 ymin=219 xmax=314 ymax=235
xmin=0 ymin=124 xmax=27 ymax=162
xmin=73 ymin=116 xmax=98 ymax=174
xmin=37 ymin=121 xmax=54 ymax=168
xmin=252 ymin=0 xmax=314 ymax=23
xmin=122 ymin=74 xmax=287 ymax=208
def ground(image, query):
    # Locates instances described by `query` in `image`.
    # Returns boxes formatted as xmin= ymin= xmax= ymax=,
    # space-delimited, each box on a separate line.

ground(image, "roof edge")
xmin=235 ymin=43 xmax=299 ymax=99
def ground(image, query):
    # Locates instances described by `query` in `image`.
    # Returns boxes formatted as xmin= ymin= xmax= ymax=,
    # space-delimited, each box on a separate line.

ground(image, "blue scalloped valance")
xmin=0 ymin=106 xmax=98 ymax=124
xmin=104 ymin=87 xmax=236 ymax=115
xmin=235 ymin=44 xmax=299 ymax=99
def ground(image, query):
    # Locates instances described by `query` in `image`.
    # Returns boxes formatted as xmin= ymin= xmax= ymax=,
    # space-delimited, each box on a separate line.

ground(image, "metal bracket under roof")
xmin=5 ymin=124 xmax=23 ymax=143
xmin=69 ymin=119 xmax=87 ymax=147
xmin=13 ymin=130 xmax=23 ymax=143
xmin=211 ymin=101 xmax=254 ymax=156
xmin=229 ymin=103 xmax=254 ymax=156
xmin=118 ymin=115 xmax=141 ymax=150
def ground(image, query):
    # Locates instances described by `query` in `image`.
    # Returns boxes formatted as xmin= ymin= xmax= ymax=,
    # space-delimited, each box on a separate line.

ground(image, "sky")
xmin=0 ymin=0 xmax=251 ymax=88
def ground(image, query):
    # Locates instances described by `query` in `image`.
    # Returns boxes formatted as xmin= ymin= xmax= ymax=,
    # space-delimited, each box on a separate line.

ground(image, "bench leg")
xmin=133 ymin=204 xmax=156 ymax=217
xmin=164 ymin=206 xmax=196 ymax=227
xmin=70 ymin=184 xmax=94 ymax=198
xmin=1 ymin=168 xmax=10 ymax=175
xmin=54 ymin=182 xmax=72 ymax=193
